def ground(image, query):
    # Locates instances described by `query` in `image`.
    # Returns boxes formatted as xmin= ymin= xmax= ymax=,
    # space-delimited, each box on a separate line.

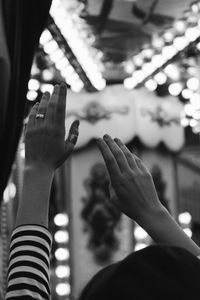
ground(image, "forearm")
xmin=15 ymin=166 xmax=54 ymax=228
xmin=139 ymin=206 xmax=200 ymax=256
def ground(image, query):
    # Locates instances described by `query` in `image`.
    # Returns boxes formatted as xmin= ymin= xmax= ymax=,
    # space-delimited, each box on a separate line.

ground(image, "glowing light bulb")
xmin=3 ymin=183 xmax=16 ymax=203
xmin=152 ymin=54 xmax=165 ymax=67
xmin=180 ymin=118 xmax=189 ymax=127
xmin=189 ymin=118 xmax=198 ymax=127
xmin=154 ymin=72 xmax=167 ymax=85
xmin=93 ymin=78 xmax=106 ymax=91
xmin=173 ymin=36 xmax=189 ymax=51
xmin=190 ymin=93 xmax=200 ymax=109
xmin=71 ymin=80 xmax=84 ymax=92
xmin=55 ymin=248 xmax=69 ymax=261
xmin=55 ymin=265 xmax=70 ymax=278
xmin=197 ymin=42 xmax=200 ymax=51
xmin=142 ymin=62 xmax=154 ymax=76
xmin=193 ymin=110 xmax=200 ymax=120
xmin=56 ymin=283 xmax=71 ymax=296
xmin=181 ymin=89 xmax=193 ymax=99
xmin=54 ymin=213 xmax=69 ymax=226
xmin=28 ymin=79 xmax=40 ymax=91
xmin=184 ymin=103 xmax=195 ymax=116
xmin=162 ymin=46 xmax=176 ymax=59
xmin=178 ymin=212 xmax=192 ymax=225
xmin=185 ymin=27 xmax=200 ymax=42
xmin=54 ymin=230 xmax=69 ymax=243
xmin=134 ymin=70 xmax=145 ymax=83
xmin=26 ymin=90 xmax=38 ymax=101
xmin=145 ymin=79 xmax=157 ymax=91
xmin=191 ymin=2 xmax=199 ymax=14
xmin=133 ymin=55 xmax=143 ymax=67
xmin=42 ymin=69 xmax=54 ymax=81
xmin=142 ymin=48 xmax=154 ymax=59
xmin=40 ymin=30 xmax=52 ymax=44
xmin=174 ymin=20 xmax=186 ymax=33
xmin=124 ymin=77 xmax=137 ymax=89
xmin=152 ymin=36 xmax=164 ymax=49
xmin=186 ymin=77 xmax=199 ymax=91
xmin=168 ymin=82 xmax=182 ymax=96
xmin=49 ymin=49 xmax=64 ymax=62
xmin=164 ymin=64 xmax=180 ymax=81
xmin=43 ymin=40 xmax=58 ymax=54
xmin=163 ymin=31 xmax=174 ymax=43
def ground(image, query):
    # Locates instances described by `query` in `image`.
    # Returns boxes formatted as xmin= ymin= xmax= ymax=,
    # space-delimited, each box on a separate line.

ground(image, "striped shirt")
xmin=5 ymin=225 xmax=52 ymax=300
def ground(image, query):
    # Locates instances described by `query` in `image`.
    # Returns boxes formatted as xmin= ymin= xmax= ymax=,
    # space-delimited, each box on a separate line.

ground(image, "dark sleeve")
xmin=5 ymin=225 xmax=52 ymax=300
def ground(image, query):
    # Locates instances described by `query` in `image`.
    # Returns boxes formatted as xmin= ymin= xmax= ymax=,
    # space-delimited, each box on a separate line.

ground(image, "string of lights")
xmin=40 ymin=28 xmax=86 ymax=93
xmin=124 ymin=1 xmax=200 ymax=133
xmin=50 ymin=0 xmax=106 ymax=91
xmin=53 ymin=213 xmax=71 ymax=299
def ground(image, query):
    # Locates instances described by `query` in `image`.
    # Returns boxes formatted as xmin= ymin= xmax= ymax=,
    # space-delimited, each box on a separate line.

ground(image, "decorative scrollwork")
xmin=68 ymin=101 xmax=129 ymax=124
xmin=81 ymin=163 xmax=121 ymax=265
xmin=141 ymin=106 xmax=180 ymax=127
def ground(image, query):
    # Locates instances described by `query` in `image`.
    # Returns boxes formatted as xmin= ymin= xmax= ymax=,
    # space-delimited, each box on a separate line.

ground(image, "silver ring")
xmin=36 ymin=113 xmax=45 ymax=119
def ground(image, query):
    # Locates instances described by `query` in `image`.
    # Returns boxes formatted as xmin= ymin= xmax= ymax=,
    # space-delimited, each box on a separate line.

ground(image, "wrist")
xmin=138 ymin=204 xmax=168 ymax=232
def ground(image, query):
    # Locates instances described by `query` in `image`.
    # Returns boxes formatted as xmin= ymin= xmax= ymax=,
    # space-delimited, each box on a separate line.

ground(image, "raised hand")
xmin=96 ymin=135 xmax=163 ymax=225
xmin=96 ymin=135 xmax=200 ymax=256
xmin=25 ymin=84 xmax=79 ymax=172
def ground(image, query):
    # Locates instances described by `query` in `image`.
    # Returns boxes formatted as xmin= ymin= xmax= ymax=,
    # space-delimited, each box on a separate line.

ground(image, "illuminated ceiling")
xmin=28 ymin=0 xmax=200 ymax=133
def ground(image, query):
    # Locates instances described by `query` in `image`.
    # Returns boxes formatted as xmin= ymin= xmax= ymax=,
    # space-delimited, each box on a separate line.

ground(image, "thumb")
xmin=64 ymin=119 xmax=80 ymax=158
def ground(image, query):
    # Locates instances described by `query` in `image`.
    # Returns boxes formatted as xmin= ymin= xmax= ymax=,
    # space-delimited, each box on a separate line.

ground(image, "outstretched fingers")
xmin=113 ymin=138 xmax=138 ymax=170
xmin=103 ymin=135 xmax=130 ymax=172
xmin=96 ymin=138 xmax=121 ymax=181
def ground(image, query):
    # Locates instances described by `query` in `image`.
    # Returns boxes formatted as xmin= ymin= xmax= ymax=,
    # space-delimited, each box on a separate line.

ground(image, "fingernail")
xmin=103 ymin=134 xmax=111 ymax=140
xmin=60 ymin=83 xmax=67 ymax=89
xmin=54 ymin=85 xmax=59 ymax=92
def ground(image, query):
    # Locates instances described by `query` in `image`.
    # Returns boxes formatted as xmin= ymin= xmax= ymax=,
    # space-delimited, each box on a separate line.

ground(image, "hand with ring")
xmin=25 ymin=84 xmax=79 ymax=172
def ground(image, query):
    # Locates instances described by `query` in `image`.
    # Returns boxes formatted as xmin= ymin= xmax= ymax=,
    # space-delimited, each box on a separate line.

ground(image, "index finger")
xmin=113 ymin=138 xmax=138 ymax=170
xmin=96 ymin=138 xmax=121 ymax=180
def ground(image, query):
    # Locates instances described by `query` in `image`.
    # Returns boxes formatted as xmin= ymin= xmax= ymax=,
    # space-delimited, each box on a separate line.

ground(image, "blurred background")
xmin=1 ymin=0 xmax=200 ymax=299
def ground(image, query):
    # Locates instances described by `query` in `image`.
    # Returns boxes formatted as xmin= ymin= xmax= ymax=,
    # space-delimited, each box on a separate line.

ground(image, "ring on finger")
xmin=36 ymin=113 xmax=45 ymax=119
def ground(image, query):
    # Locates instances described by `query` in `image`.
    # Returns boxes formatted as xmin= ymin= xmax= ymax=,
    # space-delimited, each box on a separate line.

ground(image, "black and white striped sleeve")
xmin=5 ymin=225 xmax=52 ymax=300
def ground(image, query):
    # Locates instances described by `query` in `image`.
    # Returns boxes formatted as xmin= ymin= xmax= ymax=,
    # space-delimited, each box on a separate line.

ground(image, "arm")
xmin=16 ymin=84 xmax=79 ymax=227
xmin=96 ymin=135 xmax=200 ymax=256
xmin=5 ymin=84 xmax=79 ymax=300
